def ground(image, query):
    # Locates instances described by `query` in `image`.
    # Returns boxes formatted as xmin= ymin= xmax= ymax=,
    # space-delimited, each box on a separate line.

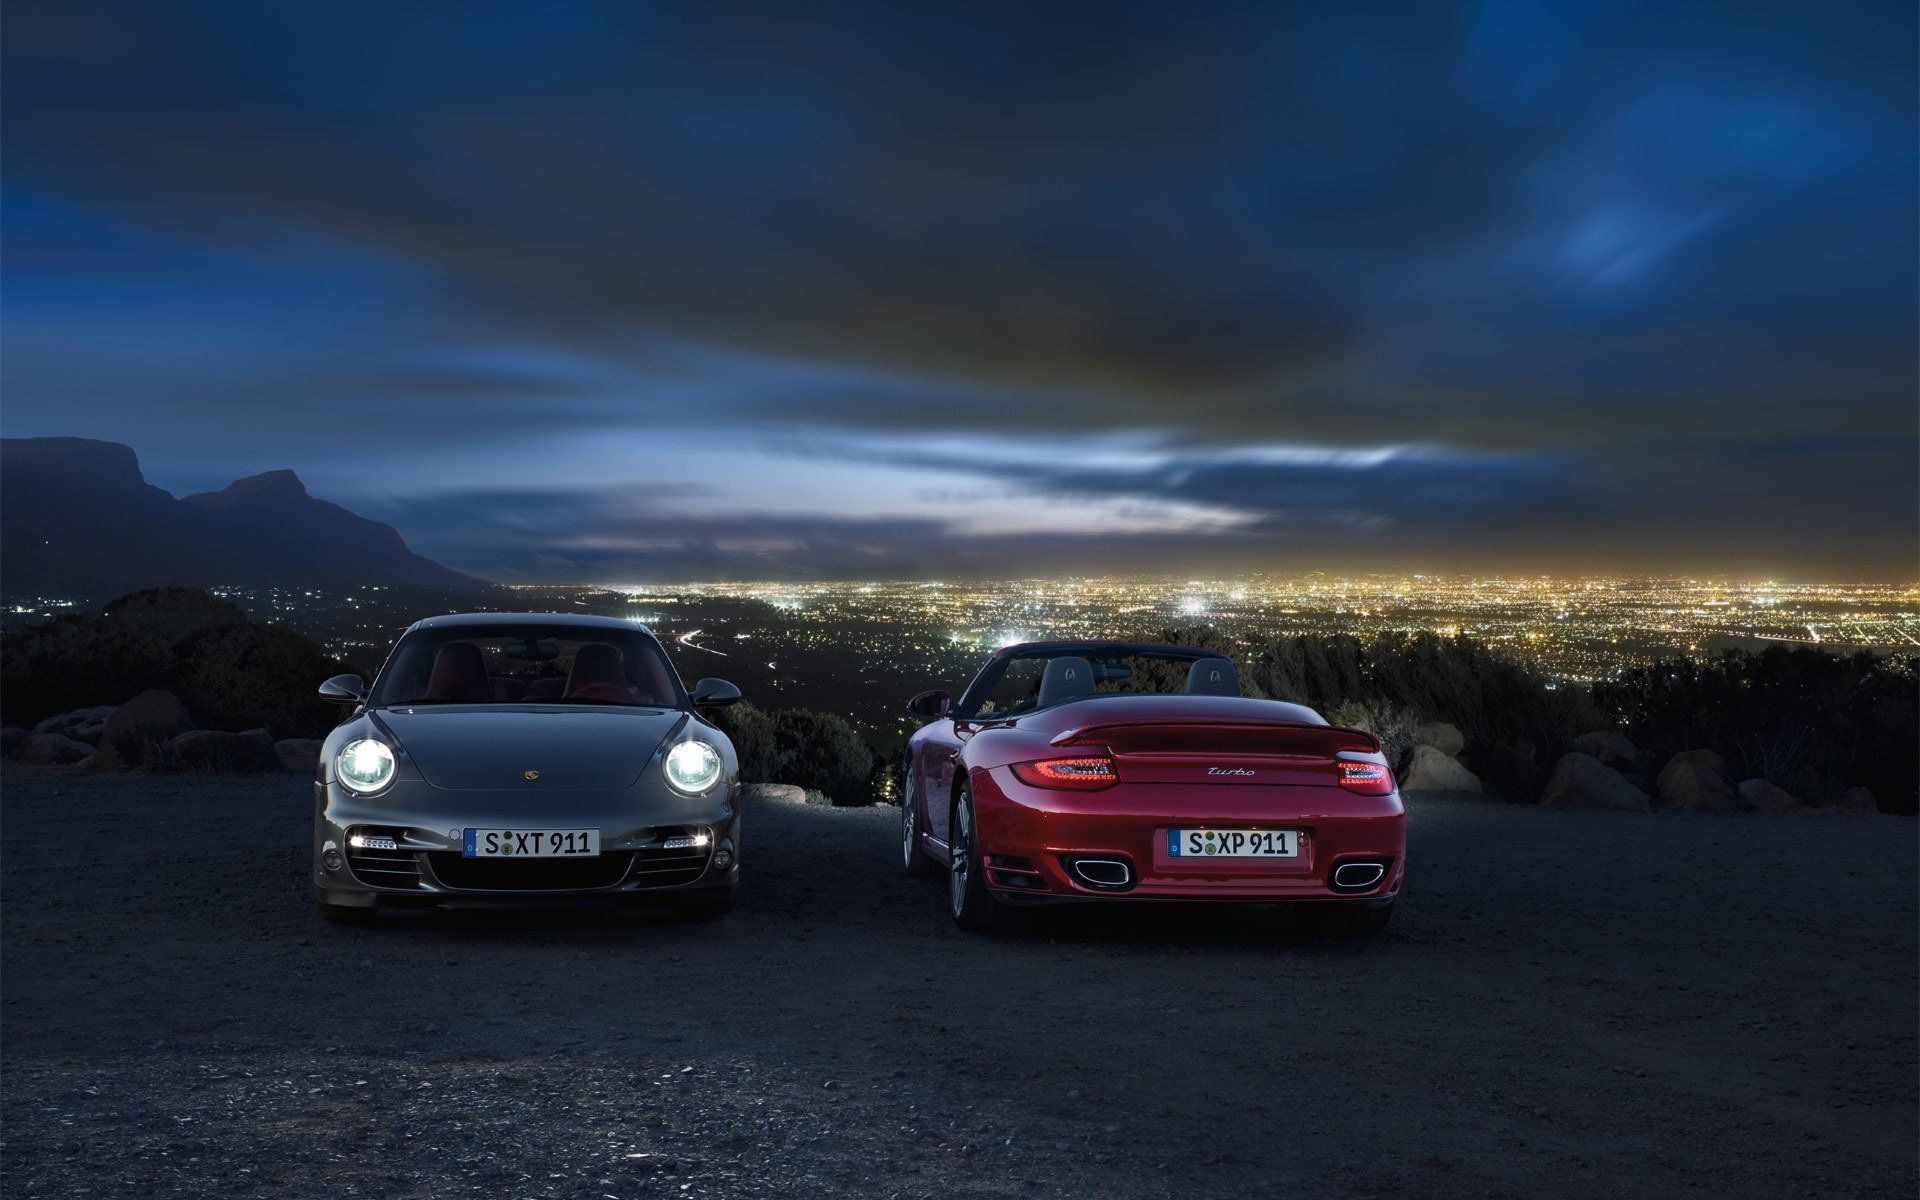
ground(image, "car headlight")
xmin=336 ymin=738 xmax=396 ymax=793
xmin=664 ymin=740 xmax=722 ymax=794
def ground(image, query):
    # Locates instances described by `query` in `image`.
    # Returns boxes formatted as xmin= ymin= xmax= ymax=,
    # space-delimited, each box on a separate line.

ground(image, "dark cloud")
xmin=1 ymin=0 xmax=1914 ymax=575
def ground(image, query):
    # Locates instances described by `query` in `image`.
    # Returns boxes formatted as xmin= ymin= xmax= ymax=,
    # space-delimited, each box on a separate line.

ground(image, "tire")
xmin=901 ymin=772 xmax=936 ymax=878
xmin=948 ymin=786 xmax=1015 ymax=932
xmin=316 ymin=897 xmax=378 ymax=925
xmin=675 ymin=884 xmax=738 ymax=920
xmin=1303 ymin=900 xmax=1394 ymax=938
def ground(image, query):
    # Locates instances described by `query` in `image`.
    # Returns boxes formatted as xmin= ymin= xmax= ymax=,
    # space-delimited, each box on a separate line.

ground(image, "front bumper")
xmin=313 ymin=779 xmax=740 ymax=908
xmin=971 ymin=767 xmax=1406 ymax=905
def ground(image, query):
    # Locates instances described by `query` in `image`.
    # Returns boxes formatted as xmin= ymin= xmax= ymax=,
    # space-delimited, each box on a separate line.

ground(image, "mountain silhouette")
xmin=1 ymin=438 xmax=483 ymax=598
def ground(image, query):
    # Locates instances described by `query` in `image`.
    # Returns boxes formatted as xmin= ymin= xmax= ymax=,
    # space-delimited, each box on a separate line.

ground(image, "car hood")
xmin=370 ymin=705 xmax=686 ymax=791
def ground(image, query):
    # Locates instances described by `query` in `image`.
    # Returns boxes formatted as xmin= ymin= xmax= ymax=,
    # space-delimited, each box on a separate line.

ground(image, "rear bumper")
xmin=971 ymin=766 xmax=1406 ymax=904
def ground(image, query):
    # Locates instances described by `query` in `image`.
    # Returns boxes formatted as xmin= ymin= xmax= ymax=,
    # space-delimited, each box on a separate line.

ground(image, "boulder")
xmin=1413 ymin=722 xmax=1465 ymax=758
xmin=1 ymin=726 xmax=29 ymax=756
xmin=11 ymin=732 xmax=94 ymax=765
xmin=171 ymin=729 xmax=280 ymax=772
xmin=32 ymin=705 xmax=117 ymax=744
xmin=1736 ymin=779 xmax=1799 ymax=813
xmin=1573 ymin=730 xmax=1640 ymax=770
xmin=1539 ymin=752 xmax=1651 ymax=812
xmin=95 ymin=690 xmax=195 ymax=770
xmin=1831 ymin=787 xmax=1878 ymax=813
xmin=1665 ymin=749 xmax=1728 ymax=780
xmin=1656 ymin=760 xmax=1737 ymax=814
xmin=1399 ymin=744 xmax=1483 ymax=793
xmin=744 ymin=783 xmax=808 ymax=806
xmin=1475 ymin=738 xmax=1547 ymax=801
xmin=275 ymin=738 xmax=323 ymax=771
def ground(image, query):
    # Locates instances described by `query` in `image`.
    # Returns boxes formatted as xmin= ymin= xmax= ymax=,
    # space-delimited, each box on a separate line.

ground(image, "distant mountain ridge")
xmin=1 ymin=437 xmax=484 ymax=598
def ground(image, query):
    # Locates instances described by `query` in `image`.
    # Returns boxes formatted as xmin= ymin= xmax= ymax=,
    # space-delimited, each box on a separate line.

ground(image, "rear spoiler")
xmin=1050 ymin=719 xmax=1382 ymax=754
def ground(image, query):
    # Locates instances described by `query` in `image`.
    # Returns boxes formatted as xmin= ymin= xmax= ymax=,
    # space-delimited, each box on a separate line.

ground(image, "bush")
xmin=1594 ymin=648 xmax=1917 ymax=813
xmin=2 ymin=587 xmax=358 ymax=737
xmin=709 ymin=701 xmax=879 ymax=806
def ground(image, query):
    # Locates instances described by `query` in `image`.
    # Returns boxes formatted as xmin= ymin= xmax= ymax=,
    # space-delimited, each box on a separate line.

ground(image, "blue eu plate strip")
xmin=1167 ymin=830 xmax=1181 ymax=857
xmin=462 ymin=828 xmax=477 ymax=855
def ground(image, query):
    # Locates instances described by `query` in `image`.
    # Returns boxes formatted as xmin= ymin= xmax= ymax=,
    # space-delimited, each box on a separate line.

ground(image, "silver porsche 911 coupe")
xmin=311 ymin=612 xmax=743 ymax=923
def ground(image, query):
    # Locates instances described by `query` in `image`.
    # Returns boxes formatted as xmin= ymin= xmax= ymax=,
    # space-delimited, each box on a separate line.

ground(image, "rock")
xmin=1539 ymin=752 xmax=1650 ymax=812
xmin=1736 ymin=779 xmax=1799 ymax=813
xmin=1656 ymin=760 xmax=1737 ymax=813
xmin=1475 ymin=738 xmax=1546 ymax=801
xmin=1831 ymin=787 xmax=1878 ymax=813
xmin=95 ymin=690 xmax=195 ymax=770
xmin=1665 ymin=749 xmax=1728 ymax=779
xmin=32 ymin=705 xmax=117 ymax=744
xmin=275 ymin=738 xmax=323 ymax=771
xmin=743 ymin=783 xmax=808 ymax=806
xmin=1573 ymin=730 xmax=1640 ymax=770
xmin=1413 ymin=722 xmax=1464 ymax=757
xmin=171 ymin=729 xmax=281 ymax=772
xmin=1399 ymin=744 xmax=1483 ymax=792
xmin=0 ymin=726 xmax=29 ymax=756
xmin=11 ymin=732 xmax=94 ymax=765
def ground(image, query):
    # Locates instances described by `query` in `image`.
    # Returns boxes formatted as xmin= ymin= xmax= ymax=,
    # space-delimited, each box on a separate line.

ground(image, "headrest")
xmin=1185 ymin=657 xmax=1238 ymax=696
xmin=1036 ymin=656 xmax=1095 ymax=709
xmin=423 ymin=642 xmax=491 ymax=701
xmin=566 ymin=643 xmax=627 ymax=694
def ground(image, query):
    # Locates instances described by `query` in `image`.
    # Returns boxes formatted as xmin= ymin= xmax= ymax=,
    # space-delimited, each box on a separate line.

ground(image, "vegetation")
xmin=1594 ymin=648 xmax=1917 ymax=813
xmin=1 ymin=587 xmax=358 ymax=737
xmin=708 ymin=701 xmax=880 ymax=806
xmin=1140 ymin=626 xmax=1602 ymax=798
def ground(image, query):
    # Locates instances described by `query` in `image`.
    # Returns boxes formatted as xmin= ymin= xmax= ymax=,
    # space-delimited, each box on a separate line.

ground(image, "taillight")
xmin=1010 ymin=755 xmax=1118 ymax=791
xmin=1336 ymin=750 xmax=1394 ymax=795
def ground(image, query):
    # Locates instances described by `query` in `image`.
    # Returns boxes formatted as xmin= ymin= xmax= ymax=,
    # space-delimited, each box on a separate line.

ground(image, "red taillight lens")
xmin=1336 ymin=753 xmax=1394 ymax=795
xmin=1010 ymin=755 xmax=1118 ymax=791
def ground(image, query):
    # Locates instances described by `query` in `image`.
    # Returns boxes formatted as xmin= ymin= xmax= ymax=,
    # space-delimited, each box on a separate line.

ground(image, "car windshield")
xmin=369 ymin=625 xmax=684 ymax=708
xmin=965 ymin=648 xmax=1220 ymax=718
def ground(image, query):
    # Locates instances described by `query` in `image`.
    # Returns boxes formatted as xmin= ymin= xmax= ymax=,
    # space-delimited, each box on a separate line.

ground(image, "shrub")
xmin=2 ymin=587 xmax=358 ymax=737
xmin=709 ymin=701 xmax=879 ymax=806
xmin=1594 ymin=648 xmax=1917 ymax=813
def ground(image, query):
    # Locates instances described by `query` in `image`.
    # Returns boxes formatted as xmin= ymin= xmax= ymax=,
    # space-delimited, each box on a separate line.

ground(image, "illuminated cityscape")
xmin=15 ymin=574 xmax=1908 ymax=752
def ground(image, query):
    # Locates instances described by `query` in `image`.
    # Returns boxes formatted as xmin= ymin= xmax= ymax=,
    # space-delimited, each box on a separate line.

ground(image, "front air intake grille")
xmin=426 ymin=852 xmax=636 ymax=891
xmin=346 ymin=827 xmax=422 ymax=890
xmin=630 ymin=845 xmax=710 ymax=889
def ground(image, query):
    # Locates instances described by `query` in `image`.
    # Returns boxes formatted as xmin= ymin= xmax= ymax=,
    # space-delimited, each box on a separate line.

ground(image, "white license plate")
xmin=1167 ymin=828 xmax=1299 ymax=858
xmin=462 ymin=828 xmax=600 ymax=857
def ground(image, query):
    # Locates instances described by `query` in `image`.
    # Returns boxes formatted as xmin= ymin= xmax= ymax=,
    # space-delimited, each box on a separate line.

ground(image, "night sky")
xmin=4 ymin=2 xmax=1914 ymax=581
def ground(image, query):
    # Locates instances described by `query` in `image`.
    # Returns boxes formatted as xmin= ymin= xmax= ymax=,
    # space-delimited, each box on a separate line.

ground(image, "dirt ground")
xmin=2 ymin=767 xmax=1914 ymax=1199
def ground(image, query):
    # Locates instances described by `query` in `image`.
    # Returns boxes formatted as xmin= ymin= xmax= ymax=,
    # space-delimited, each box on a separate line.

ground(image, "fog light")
xmin=712 ymin=848 xmax=734 ymax=870
xmin=322 ymin=849 xmax=344 ymax=872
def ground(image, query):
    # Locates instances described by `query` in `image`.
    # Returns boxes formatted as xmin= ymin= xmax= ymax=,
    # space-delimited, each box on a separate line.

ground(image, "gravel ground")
xmin=2 ymin=767 xmax=1914 ymax=1199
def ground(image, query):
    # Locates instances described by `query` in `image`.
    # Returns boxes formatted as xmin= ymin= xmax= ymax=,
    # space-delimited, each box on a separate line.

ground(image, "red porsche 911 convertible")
xmin=900 ymin=641 xmax=1405 ymax=935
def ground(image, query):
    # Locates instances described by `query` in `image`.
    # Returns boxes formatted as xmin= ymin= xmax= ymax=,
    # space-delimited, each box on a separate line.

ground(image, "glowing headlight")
xmin=336 ymin=738 xmax=395 ymax=793
xmin=664 ymin=740 xmax=721 ymax=794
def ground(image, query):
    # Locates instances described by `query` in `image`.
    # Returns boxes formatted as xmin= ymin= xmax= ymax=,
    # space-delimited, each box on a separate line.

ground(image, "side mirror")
xmin=906 ymin=689 xmax=952 ymax=720
xmin=690 ymin=677 xmax=742 ymax=708
xmin=318 ymin=673 xmax=367 ymax=705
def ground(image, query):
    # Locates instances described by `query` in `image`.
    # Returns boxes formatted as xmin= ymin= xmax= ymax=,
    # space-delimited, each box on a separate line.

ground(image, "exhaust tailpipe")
xmin=1069 ymin=858 xmax=1133 ymax=890
xmin=1331 ymin=861 xmax=1387 ymax=890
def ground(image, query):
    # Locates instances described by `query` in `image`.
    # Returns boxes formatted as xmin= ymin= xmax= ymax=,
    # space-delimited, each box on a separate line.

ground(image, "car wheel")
xmin=948 ymin=786 xmax=1014 ymax=932
xmin=1303 ymin=900 xmax=1394 ymax=938
xmin=901 ymin=772 xmax=936 ymax=878
xmin=315 ymin=897 xmax=377 ymax=925
xmin=674 ymin=884 xmax=738 ymax=920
